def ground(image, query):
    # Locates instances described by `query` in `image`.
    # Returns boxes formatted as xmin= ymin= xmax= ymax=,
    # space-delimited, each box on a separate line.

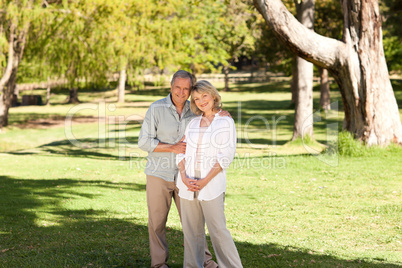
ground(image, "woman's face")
xmin=192 ymin=90 xmax=215 ymax=113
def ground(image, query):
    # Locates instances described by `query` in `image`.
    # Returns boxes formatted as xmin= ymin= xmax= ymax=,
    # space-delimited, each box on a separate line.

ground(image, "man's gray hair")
xmin=171 ymin=70 xmax=194 ymax=88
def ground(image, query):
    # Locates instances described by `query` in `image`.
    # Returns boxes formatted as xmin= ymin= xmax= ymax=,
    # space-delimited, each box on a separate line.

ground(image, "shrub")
xmin=329 ymin=131 xmax=402 ymax=157
xmin=337 ymin=131 xmax=366 ymax=156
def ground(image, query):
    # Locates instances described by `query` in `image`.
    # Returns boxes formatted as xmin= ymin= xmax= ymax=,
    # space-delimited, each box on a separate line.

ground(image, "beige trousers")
xmin=146 ymin=175 xmax=217 ymax=268
xmin=181 ymin=193 xmax=243 ymax=268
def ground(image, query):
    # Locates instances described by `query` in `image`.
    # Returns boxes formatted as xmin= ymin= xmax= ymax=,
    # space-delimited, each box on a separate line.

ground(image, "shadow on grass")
xmin=9 ymin=135 xmax=141 ymax=160
xmin=224 ymin=97 xmax=344 ymax=147
xmin=237 ymin=138 xmax=289 ymax=146
xmin=225 ymin=99 xmax=293 ymax=112
xmin=224 ymin=99 xmax=295 ymax=137
xmin=8 ymin=113 xmax=70 ymax=126
xmin=0 ymin=175 xmax=399 ymax=267
xmin=38 ymin=137 xmax=139 ymax=149
xmin=131 ymin=86 xmax=171 ymax=97
xmin=9 ymin=148 xmax=125 ymax=160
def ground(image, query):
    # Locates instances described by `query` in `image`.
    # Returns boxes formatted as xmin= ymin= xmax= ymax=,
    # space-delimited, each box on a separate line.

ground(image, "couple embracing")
xmin=139 ymin=70 xmax=242 ymax=268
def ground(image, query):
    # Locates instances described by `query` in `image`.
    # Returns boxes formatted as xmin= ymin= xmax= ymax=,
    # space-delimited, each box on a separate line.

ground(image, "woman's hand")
xmin=192 ymin=162 xmax=222 ymax=191
xmin=194 ymin=178 xmax=209 ymax=191
xmin=182 ymin=176 xmax=199 ymax=192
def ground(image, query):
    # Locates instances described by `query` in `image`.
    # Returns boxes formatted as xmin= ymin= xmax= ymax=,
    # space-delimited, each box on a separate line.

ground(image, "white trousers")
xmin=181 ymin=193 xmax=242 ymax=268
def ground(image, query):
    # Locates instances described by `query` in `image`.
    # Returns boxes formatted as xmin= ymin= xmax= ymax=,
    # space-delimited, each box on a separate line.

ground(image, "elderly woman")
xmin=176 ymin=80 xmax=242 ymax=268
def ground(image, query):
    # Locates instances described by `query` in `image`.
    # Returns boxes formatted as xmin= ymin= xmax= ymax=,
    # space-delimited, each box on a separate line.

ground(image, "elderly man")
xmin=138 ymin=70 xmax=219 ymax=268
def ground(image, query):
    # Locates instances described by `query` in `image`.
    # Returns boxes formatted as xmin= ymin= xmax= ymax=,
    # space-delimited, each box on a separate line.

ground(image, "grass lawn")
xmin=0 ymin=78 xmax=401 ymax=267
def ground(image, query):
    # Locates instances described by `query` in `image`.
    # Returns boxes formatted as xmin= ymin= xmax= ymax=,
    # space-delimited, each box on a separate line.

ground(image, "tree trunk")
xmin=0 ymin=25 xmax=15 ymax=127
xmin=318 ymin=67 xmax=330 ymax=111
xmin=0 ymin=69 xmax=19 ymax=127
xmin=0 ymin=85 xmax=14 ymax=128
xmin=254 ymin=0 xmax=402 ymax=145
xmin=292 ymin=0 xmax=315 ymax=140
xmin=223 ymin=64 xmax=230 ymax=92
xmin=292 ymin=57 xmax=314 ymax=140
xmin=190 ymin=63 xmax=197 ymax=82
xmin=250 ymin=56 xmax=255 ymax=83
xmin=68 ymin=88 xmax=80 ymax=103
xmin=335 ymin=0 xmax=402 ymax=145
xmin=46 ymin=76 xmax=51 ymax=106
xmin=263 ymin=58 xmax=269 ymax=81
xmin=290 ymin=57 xmax=297 ymax=107
xmin=117 ymin=68 xmax=126 ymax=103
xmin=0 ymin=23 xmax=27 ymax=127
xmin=1 ymin=68 xmax=18 ymax=126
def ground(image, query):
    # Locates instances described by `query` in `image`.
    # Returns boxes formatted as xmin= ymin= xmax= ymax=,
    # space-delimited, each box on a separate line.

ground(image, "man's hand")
xmin=219 ymin=110 xmax=232 ymax=118
xmin=170 ymin=136 xmax=186 ymax=154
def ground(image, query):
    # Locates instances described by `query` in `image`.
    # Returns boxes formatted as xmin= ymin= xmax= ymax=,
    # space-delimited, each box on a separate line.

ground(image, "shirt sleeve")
xmin=138 ymin=105 xmax=160 ymax=153
xmin=216 ymin=117 xmax=237 ymax=170
xmin=176 ymin=123 xmax=189 ymax=166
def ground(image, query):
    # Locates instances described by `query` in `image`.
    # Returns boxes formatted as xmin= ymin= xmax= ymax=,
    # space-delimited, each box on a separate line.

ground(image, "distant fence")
xmin=198 ymin=72 xmax=281 ymax=83
xmin=16 ymin=79 xmax=68 ymax=92
xmin=16 ymin=71 xmax=295 ymax=93
xmin=16 ymin=72 xmax=286 ymax=92
xmin=142 ymin=71 xmax=291 ymax=84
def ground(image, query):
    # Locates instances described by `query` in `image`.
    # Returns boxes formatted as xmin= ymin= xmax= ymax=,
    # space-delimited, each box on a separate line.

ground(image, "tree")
xmin=314 ymin=0 xmax=343 ymax=112
xmin=47 ymin=1 xmax=112 ymax=103
xmin=103 ymin=0 xmax=163 ymax=103
xmin=23 ymin=0 xmax=118 ymax=104
xmin=254 ymin=0 xmax=402 ymax=145
xmin=170 ymin=0 xmax=230 ymax=77
xmin=254 ymin=0 xmax=341 ymax=110
xmin=0 ymin=0 xmax=42 ymax=127
xmin=254 ymin=1 xmax=294 ymax=77
xmin=106 ymin=0 xmax=233 ymax=89
xmin=220 ymin=0 xmax=257 ymax=92
xmin=292 ymin=0 xmax=315 ymax=140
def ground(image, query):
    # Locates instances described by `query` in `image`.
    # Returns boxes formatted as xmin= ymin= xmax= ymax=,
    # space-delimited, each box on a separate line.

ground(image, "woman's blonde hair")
xmin=190 ymin=80 xmax=222 ymax=115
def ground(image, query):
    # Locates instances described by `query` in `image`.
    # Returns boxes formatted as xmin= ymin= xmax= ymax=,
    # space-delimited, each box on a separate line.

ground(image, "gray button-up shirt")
xmin=138 ymin=94 xmax=195 ymax=182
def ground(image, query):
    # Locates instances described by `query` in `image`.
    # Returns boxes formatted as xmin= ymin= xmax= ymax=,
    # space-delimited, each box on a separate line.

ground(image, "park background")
xmin=0 ymin=0 xmax=401 ymax=267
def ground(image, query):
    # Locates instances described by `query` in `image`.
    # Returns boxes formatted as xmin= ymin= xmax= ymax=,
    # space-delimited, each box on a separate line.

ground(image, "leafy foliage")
xmin=314 ymin=0 xmax=343 ymax=40
xmin=16 ymin=0 xmax=249 ymax=87
xmin=381 ymin=0 xmax=402 ymax=73
xmin=3 ymin=0 xmax=401 ymax=90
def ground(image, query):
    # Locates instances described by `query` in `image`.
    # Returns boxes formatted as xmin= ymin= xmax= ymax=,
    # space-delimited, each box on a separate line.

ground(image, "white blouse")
xmin=176 ymin=112 xmax=237 ymax=201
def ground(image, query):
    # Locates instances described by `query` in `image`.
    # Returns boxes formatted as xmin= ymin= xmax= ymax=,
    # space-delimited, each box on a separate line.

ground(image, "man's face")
xmin=171 ymin=78 xmax=191 ymax=107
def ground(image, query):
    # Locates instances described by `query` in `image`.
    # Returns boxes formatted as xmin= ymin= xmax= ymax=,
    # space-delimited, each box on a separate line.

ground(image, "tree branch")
xmin=254 ymin=0 xmax=347 ymax=70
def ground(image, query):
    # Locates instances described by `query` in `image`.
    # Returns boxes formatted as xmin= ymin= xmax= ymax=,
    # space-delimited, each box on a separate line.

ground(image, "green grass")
xmin=0 ymin=78 xmax=401 ymax=267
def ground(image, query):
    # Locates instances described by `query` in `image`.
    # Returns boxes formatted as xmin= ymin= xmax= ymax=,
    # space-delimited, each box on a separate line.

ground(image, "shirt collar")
xmin=167 ymin=93 xmax=190 ymax=112
xmin=200 ymin=110 xmax=222 ymax=117
xmin=167 ymin=93 xmax=174 ymax=107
